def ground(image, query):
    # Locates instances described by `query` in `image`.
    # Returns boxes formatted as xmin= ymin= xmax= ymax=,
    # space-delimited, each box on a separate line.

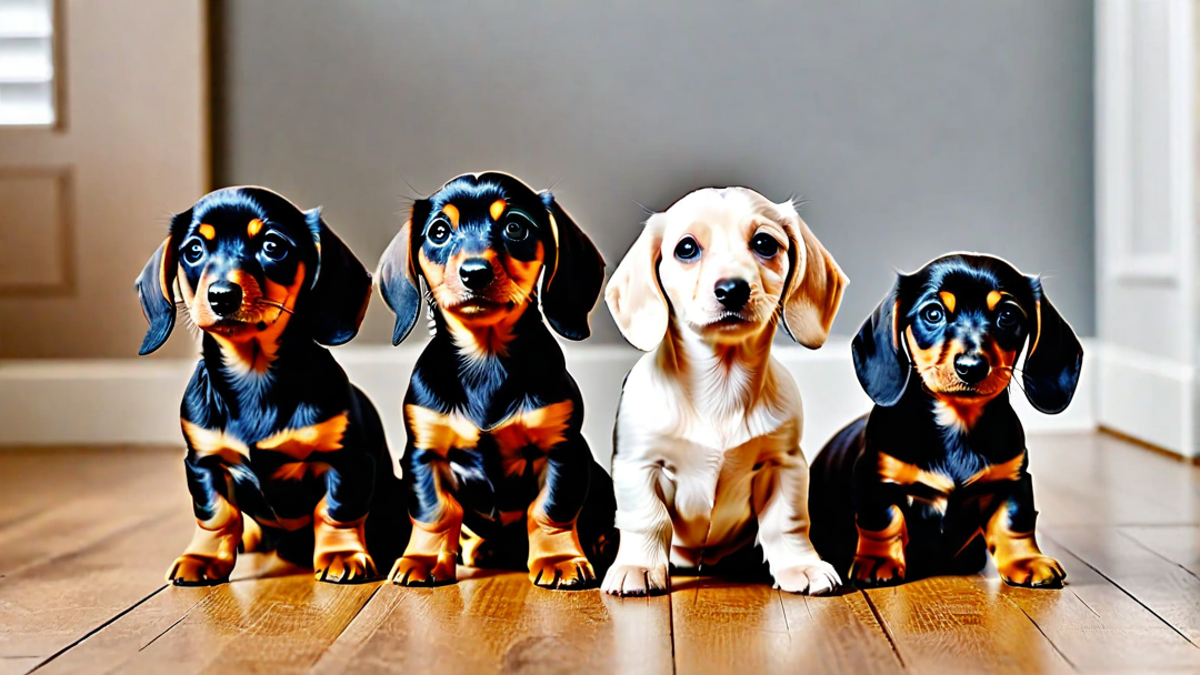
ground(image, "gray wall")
xmin=215 ymin=0 xmax=1095 ymax=344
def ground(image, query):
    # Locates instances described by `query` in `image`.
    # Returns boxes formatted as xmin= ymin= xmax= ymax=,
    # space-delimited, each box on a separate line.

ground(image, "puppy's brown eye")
xmin=183 ymin=240 xmax=205 ymax=265
xmin=503 ymin=220 xmax=529 ymax=242
xmin=427 ymin=219 xmax=451 ymax=245
xmin=675 ymin=236 xmax=701 ymax=261
xmin=921 ymin=305 xmax=944 ymax=324
xmin=750 ymin=233 xmax=780 ymax=258
xmin=997 ymin=307 xmax=1019 ymax=330
xmin=261 ymin=235 xmax=288 ymax=262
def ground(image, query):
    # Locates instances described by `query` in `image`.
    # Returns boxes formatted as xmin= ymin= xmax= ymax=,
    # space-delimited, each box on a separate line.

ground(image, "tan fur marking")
xmin=313 ymin=495 xmax=375 ymax=581
xmin=257 ymin=412 xmax=350 ymax=459
xmin=939 ymin=291 xmax=956 ymax=314
xmin=198 ymin=224 xmax=215 ymax=240
xmin=987 ymin=290 xmax=1003 ymax=311
xmin=986 ymin=500 xmax=1064 ymax=586
xmin=405 ymin=405 xmax=481 ymax=454
xmin=247 ymin=218 xmax=264 ymax=238
xmin=966 ymin=452 xmax=1026 ymax=486
xmin=877 ymin=452 xmax=956 ymax=494
xmin=526 ymin=488 xmax=593 ymax=587
xmin=442 ymin=203 xmax=460 ymax=227
xmin=181 ymin=420 xmax=251 ymax=464
xmin=492 ymin=401 xmax=574 ymax=476
xmin=852 ymin=507 xmax=908 ymax=583
xmin=490 ymin=199 xmax=507 ymax=221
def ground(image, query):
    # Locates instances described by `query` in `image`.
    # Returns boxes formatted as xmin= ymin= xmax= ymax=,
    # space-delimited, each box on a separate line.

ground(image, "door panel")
xmin=0 ymin=0 xmax=208 ymax=358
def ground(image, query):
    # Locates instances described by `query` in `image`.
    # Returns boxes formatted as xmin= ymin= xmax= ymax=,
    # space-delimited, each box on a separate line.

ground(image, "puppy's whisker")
xmin=253 ymin=299 xmax=294 ymax=315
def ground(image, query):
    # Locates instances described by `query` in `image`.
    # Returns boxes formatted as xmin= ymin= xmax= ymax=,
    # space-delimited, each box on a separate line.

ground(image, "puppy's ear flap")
xmin=605 ymin=213 xmax=669 ymax=351
xmin=135 ymin=209 xmax=188 ymax=355
xmin=304 ymin=208 xmax=373 ymax=346
xmin=377 ymin=199 xmax=430 ymax=345
xmin=780 ymin=212 xmax=849 ymax=349
xmin=539 ymin=192 xmax=606 ymax=340
xmin=851 ymin=277 xmax=910 ymax=407
xmin=1021 ymin=278 xmax=1084 ymax=414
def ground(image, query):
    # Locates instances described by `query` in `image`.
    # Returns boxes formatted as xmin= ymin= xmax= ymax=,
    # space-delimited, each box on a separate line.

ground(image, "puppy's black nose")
xmin=459 ymin=258 xmax=494 ymax=291
xmin=207 ymin=282 xmax=242 ymax=316
xmin=714 ymin=278 xmax=750 ymax=311
xmin=954 ymin=354 xmax=990 ymax=385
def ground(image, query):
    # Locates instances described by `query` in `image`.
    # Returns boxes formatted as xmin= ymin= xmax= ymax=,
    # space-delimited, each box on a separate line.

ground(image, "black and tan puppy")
xmin=378 ymin=171 xmax=616 ymax=590
xmin=137 ymin=186 xmax=406 ymax=585
xmin=809 ymin=253 xmax=1082 ymax=588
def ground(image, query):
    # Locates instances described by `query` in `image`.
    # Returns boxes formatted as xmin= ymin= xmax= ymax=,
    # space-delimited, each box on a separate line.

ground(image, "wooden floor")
xmin=2 ymin=435 xmax=1200 ymax=674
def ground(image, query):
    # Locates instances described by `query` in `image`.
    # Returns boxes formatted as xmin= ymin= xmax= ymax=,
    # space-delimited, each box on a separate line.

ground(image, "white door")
xmin=0 ymin=0 xmax=208 ymax=358
xmin=1094 ymin=0 xmax=1198 ymax=457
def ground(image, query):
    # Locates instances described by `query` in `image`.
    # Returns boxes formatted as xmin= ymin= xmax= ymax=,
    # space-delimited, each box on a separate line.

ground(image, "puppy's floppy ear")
xmin=852 ymin=276 xmax=910 ymax=407
xmin=538 ymin=192 xmax=606 ymax=340
xmin=1021 ymin=278 xmax=1083 ymax=414
xmin=135 ymin=209 xmax=189 ymax=355
xmin=780 ymin=211 xmax=849 ymax=349
xmin=377 ymin=199 xmax=431 ymax=345
xmin=605 ymin=213 xmax=669 ymax=351
xmin=304 ymin=208 xmax=373 ymax=346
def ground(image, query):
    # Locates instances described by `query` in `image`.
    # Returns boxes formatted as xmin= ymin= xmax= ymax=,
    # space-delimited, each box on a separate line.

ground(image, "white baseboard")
xmin=0 ymin=337 xmax=1100 ymax=465
xmin=1095 ymin=343 xmax=1196 ymax=458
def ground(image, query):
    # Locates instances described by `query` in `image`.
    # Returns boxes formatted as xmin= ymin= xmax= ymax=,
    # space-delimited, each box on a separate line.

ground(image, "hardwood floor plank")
xmin=100 ymin=575 xmax=378 ymax=675
xmin=1120 ymin=525 xmax=1200 ymax=576
xmin=1047 ymin=525 xmax=1200 ymax=645
xmin=311 ymin=570 xmax=673 ymax=675
xmin=670 ymin=576 xmax=903 ymax=675
xmin=0 ymin=511 xmax=192 ymax=671
xmin=1029 ymin=434 xmax=1200 ymax=527
xmin=994 ymin=537 xmax=1200 ymax=672
xmin=0 ymin=448 xmax=183 ymax=578
xmin=863 ymin=575 xmax=1073 ymax=674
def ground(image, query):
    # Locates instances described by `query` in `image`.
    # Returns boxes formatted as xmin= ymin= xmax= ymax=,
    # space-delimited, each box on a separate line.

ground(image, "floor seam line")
xmin=1044 ymin=532 xmax=1200 ymax=650
xmin=27 ymin=584 xmax=168 ymax=673
xmin=859 ymin=589 xmax=906 ymax=669
xmin=1114 ymin=528 xmax=1200 ymax=584
xmin=1016 ymin=604 xmax=1077 ymax=671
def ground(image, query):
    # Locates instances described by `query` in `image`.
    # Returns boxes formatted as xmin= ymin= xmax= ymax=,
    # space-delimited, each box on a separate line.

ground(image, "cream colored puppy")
xmin=601 ymin=187 xmax=848 ymax=596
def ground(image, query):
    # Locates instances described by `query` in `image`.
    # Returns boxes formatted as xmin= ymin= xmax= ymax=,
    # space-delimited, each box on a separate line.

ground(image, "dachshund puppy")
xmin=377 ymin=171 xmax=616 ymax=590
xmin=136 ymin=186 xmax=406 ymax=585
xmin=601 ymin=187 xmax=849 ymax=596
xmin=809 ymin=253 xmax=1083 ymax=589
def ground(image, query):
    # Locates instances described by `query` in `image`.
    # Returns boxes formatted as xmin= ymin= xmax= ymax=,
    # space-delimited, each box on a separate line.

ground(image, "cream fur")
xmin=601 ymin=187 xmax=846 ymax=596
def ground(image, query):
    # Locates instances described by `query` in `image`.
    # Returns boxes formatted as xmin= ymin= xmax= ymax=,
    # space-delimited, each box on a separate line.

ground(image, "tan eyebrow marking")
xmin=441 ymin=204 xmax=460 ymax=227
xmin=939 ymin=292 xmax=956 ymax=314
xmin=247 ymin=218 xmax=264 ymax=238
xmin=987 ymin=290 xmax=1002 ymax=311
xmin=198 ymin=224 xmax=215 ymax=240
xmin=490 ymin=199 xmax=507 ymax=221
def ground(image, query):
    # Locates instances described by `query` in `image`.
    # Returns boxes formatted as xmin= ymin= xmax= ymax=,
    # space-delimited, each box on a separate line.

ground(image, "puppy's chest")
xmin=405 ymin=400 xmax=575 ymax=470
xmin=182 ymin=409 xmax=351 ymax=478
xmin=874 ymin=444 xmax=1026 ymax=514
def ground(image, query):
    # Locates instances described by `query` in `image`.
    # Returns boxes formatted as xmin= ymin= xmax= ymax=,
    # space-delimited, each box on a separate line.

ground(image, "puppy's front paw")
xmin=850 ymin=555 xmax=905 ymax=588
xmin=601 ymin=564 xmax=669 ymax=597
xmin=166 ymin=553 xmax=235 ymax=586
xmin=999 ymin=555 xmax=1066 ymax=589
xmin=388 ymin=554 xmax=457 ymax=586
xmin=530 ymin=557 xmax=596 ymax=590
xmin=774 ymin=561 xmax=841 ymax=596
xmin=315 ymin=550 xmax=377 ymax=584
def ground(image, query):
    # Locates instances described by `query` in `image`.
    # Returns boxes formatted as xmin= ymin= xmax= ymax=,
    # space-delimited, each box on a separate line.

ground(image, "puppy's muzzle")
xmin=459 ymin=258 xmax=494 ymax=291
xmin=714 ymin=278 xmax=750 ymax=311
xmin=953 ymin=353 xmax=990 ymax=386
xmin=207 ymin=281 xmax=243 ymax=317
